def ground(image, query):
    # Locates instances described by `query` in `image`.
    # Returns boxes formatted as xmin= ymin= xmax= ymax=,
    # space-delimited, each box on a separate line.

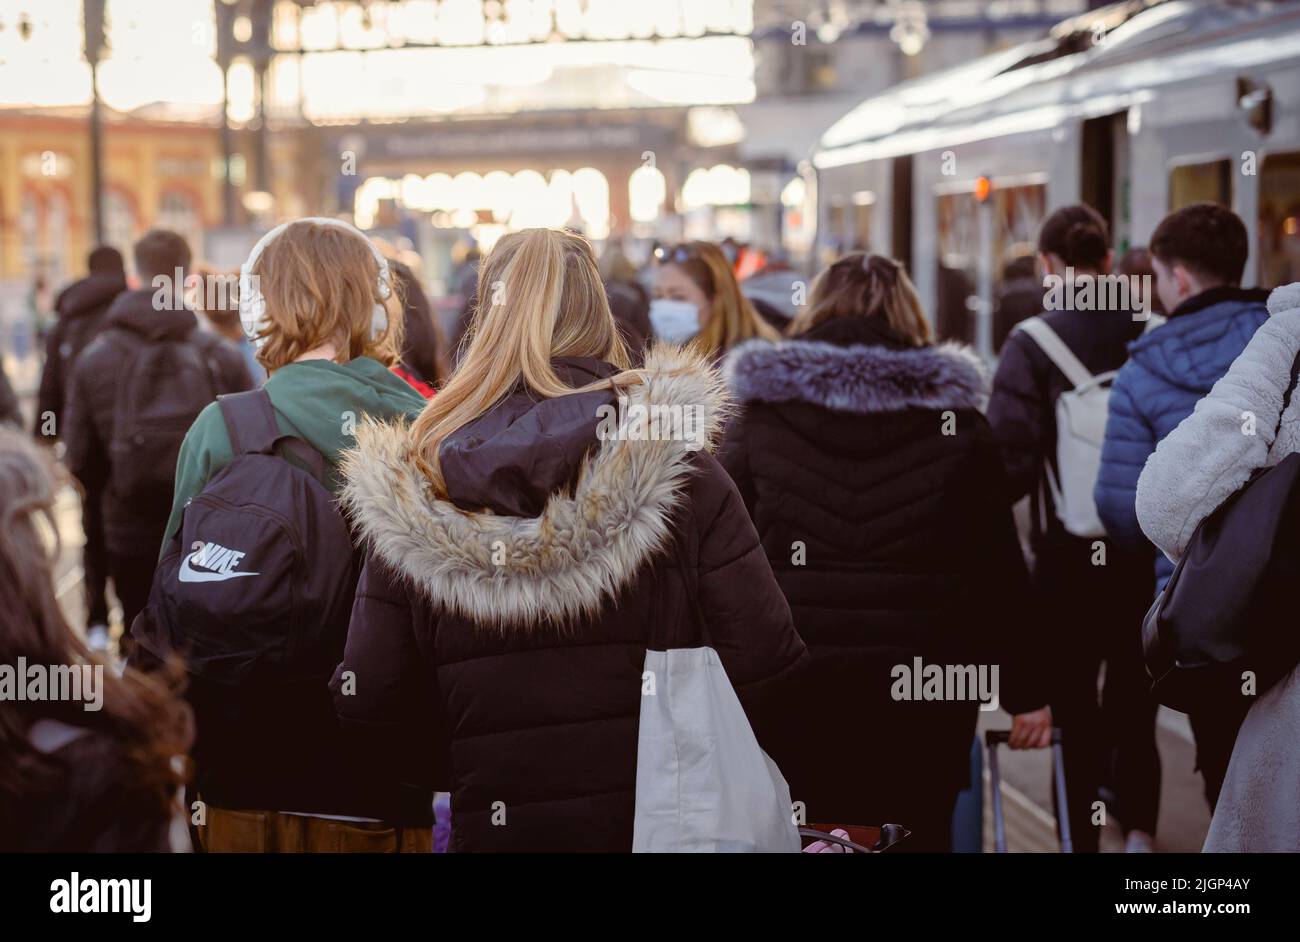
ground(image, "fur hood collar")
xmin=340 ymin=345 xmax=728 ymax=629
xmin=723 ymin=336 xmax=987 ymax=413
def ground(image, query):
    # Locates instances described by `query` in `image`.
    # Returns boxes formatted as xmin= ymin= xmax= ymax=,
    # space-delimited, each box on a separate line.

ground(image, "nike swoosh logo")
xmin=178 ymin=554 xmax=261 ymax=583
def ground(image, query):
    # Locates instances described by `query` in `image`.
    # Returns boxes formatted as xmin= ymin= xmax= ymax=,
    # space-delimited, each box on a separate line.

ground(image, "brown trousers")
xmin=198 ymin=807 xmax=432 ymax=853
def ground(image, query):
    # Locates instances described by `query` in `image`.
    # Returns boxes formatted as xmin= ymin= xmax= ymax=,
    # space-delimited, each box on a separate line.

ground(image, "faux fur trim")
xmin=722 ymin=337 xmax=988 ymax=413
xmin=1268 ymin=281 xmax=1300 ymax=316
xmin=339 ymin=344 xmax=729 ymax=629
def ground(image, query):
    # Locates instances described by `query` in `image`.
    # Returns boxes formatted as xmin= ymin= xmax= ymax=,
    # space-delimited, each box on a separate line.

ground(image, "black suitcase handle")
xmin=985 ymin=728 xmax=1072 ymax=853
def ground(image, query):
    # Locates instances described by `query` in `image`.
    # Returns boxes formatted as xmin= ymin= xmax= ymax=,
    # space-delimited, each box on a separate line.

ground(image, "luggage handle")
xmin=985 ymin=728 xmax=1072 ymax=853
xmin=797 ymin=823 xmax=909 ymax=854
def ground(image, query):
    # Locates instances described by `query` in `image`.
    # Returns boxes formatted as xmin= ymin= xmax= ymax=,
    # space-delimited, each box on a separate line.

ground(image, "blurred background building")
xmin=0 ymin=1 xmax=1091 ymax=283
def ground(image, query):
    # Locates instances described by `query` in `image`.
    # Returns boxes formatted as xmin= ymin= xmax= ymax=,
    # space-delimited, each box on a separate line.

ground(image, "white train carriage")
xmin=811 ymin=0 xmax=1300 ymax=358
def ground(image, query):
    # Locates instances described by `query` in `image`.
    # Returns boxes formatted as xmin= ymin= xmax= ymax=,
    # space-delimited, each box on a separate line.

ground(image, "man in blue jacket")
xmin=1094 ymin=201 xmax=1268 ymax=809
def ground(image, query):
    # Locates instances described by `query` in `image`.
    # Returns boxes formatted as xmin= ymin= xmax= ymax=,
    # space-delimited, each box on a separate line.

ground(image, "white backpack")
xmin=1015 ymin=317 xmax=1116 ymax=539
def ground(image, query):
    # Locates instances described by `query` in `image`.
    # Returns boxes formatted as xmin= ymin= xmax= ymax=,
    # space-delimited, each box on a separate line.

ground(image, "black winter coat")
xmin=3 ymin=719 xmax=173 ymax=852
xmin=333 ymin=347 xmax=807 ymax=851
xmin=720 ymin=317 xmax=1048 ymax=842
xmin=63 ymin=289 xmax=253 ymax=557
xmin=37 ymin=271 xmax=126 ymax=438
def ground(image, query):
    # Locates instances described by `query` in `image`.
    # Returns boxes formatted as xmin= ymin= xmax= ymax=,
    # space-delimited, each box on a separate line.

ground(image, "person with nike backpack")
xmin=63 ymin=231 xmax=253 ymax=649
xmin=128 ymin=218 xmax=427 ymax=852
xmin=987 ymin=204 xmax=1161 ymax=853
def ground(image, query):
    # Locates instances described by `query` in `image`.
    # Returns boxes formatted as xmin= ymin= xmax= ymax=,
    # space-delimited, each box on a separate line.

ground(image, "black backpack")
xmin=132 ymin=389 xmax=365 ymax=812
xmin=135 ymin=388 xmax=358 ymax=686
xmin=107 ymin=332 xmax=223 ymax=503
xmin=1142 ymin=349 xmax=1300 ymax=713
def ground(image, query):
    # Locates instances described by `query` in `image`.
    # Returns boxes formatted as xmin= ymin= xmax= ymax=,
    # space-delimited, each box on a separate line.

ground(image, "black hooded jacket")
xmin=36 ymin=271 xmax=126 ymax=438
xmin=720 ymin=316 xmax=1048 ymax=837
xmin=63 ymin=289 xmax=253 ymax=557
xmin=332 ymin=347 xmax=808 ymax=851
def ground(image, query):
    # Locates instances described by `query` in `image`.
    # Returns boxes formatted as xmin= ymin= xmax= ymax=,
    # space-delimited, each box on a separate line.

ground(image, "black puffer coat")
xmin=333 ymin=347 xmax=807 ymax=852
xmin=37 ymin=271 xmax=126 ymax=438
xmin=721 ymin=317 xmax=1048 ymax=847
xmin=63 ymin=290 xmax=252 ymax=557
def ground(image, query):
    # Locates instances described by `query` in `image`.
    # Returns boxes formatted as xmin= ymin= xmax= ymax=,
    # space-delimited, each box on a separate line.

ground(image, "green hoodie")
xmin=163 ymin=357 xmax=426 ymax=555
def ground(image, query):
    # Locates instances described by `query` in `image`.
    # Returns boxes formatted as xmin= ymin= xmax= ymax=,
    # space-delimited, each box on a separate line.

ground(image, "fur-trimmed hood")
xmin=340 ymin=345 xmax=728 ymax=629
xmin=723 ymin=335 xmax=988 ymax=413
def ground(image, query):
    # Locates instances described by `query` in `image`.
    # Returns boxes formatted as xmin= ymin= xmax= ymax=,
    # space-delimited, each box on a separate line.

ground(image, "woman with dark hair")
xmin=987 ymin=204 xmax=1160 ymax=853
xmin=0 ymin=426 xmax=191 ymax=851
xmin=721 ymin=253 xmax=1051 ymax=850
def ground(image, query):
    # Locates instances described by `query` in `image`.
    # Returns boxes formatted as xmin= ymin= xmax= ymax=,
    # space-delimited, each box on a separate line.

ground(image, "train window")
xmin=827 ymin=202 xmax=846 ymax=256
xmin=1169 ymin=159 xmax=1231 ymax=210
xmin=934 ymin=181 xmax=1046 ymax=349
xmin=935 ymin=191 xmax=978 ymax=344
xmin=851 ymin=191 xmax=873 ymax=253
xmin=1258 ymin=151 xmax=1300 ymax=287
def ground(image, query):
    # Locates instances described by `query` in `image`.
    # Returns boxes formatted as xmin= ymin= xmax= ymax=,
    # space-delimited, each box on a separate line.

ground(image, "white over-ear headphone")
xmin=239 ymin=216 xmax=393 ymax=349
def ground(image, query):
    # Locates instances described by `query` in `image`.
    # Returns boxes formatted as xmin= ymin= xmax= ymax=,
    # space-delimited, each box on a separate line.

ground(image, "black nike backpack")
xmin=134 ymin=387 xmax=358 ymax=684
xmin=131 ymin=388 xmax=362 ymax=811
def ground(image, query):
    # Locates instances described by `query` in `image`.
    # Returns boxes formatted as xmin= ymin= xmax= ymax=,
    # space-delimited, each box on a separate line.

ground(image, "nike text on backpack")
xmin=106 ymin=331 xmax=224 ymax=504
xmin=1142 ymin=348 xmax=1300 ymax=713
xmin=631 ymin=531 xmax=800 ymax=853
xmin=1015 ymin=317 xmax=1114 ymax=539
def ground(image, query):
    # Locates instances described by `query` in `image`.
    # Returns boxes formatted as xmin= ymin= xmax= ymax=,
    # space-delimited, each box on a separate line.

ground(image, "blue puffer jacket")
xmin=1095 ymin=287 xmax=1270 ymax=591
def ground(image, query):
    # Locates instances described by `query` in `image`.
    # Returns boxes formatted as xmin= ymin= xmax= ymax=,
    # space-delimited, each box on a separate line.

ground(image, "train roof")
xmin=814 ymin=0 xmax=1300 ymax=169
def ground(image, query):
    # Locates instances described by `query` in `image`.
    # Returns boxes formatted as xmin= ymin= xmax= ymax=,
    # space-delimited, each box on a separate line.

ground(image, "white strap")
xmin=1015 ymin=317 xmax=1094 ymax=390
xmin=28 ymin=718 xmax=91 ymax=755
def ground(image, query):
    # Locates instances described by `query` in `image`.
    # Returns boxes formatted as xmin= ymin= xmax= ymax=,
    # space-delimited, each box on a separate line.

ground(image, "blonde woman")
xmin=333 ymin=228 xmax=806 ymax=852
xmin=134 ymin=218 xmax=427 ymax=850
xmin=720 ymin=253 xmax=1052 ymax=850
xmin=650 ymin=241 xmax=781 ymax=356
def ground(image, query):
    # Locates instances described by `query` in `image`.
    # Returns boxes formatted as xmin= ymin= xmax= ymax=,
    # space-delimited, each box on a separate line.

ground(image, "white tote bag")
xmin=632 ymin=644 xmax=800 ymax=853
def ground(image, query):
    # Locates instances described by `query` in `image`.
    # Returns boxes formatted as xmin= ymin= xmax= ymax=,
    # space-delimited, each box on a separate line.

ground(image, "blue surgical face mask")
xmin=649 ymin=298 xmax=701 ymax=344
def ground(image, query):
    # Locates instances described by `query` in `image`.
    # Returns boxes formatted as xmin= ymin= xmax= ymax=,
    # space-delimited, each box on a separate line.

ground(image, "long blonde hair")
xmin=661 ymin=241 xmax=779 ymax=356
xmin=789 ymin=253 xmax=932 ymax=346
xmin=410 ymin=228 xmax=635 ymax=493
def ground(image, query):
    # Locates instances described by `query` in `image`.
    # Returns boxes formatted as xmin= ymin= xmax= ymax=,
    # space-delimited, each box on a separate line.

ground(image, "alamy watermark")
xmin=0 ymin=659 xmax=103 ymax=711
xmin=890 ymin=657 xmax=1000 ymax=712
xmin=150 ymin=269 xmax=249 ymax=312
xmin=1043 ymin=268 xmax=1153 ymax=321
xmin=595 ymin=396 xmax=706 ymax=451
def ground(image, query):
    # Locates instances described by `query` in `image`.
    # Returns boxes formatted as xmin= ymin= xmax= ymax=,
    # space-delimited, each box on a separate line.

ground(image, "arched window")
xmin=157 ymin=190 xmax=203 ymax=259
xmin=20 ymin=189 xmax=42 ymax=274
xmin=46 ymin=190 xmax=70 ymax=286
xmin=104 ymin=189 xmax=138 ymax=265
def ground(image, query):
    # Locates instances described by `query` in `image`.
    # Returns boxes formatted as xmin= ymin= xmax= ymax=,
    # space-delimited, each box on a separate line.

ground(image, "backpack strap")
xmin=219 ymin=388 xmax=280 ymax=456
xmin=218 ymin=388 xmax=327 ymax=481
xmin=1015 ymin=317 xmax=1094 ymax=390
xmin=1273 ymin=347 xmax=1300 ymax=440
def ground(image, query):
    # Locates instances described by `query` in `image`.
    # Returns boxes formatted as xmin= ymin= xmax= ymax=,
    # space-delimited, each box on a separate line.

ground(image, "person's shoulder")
xmin=69 ymin=328 xmax=125 ymax=378
xmin=182 ymin=400 xmax=232 ymax=457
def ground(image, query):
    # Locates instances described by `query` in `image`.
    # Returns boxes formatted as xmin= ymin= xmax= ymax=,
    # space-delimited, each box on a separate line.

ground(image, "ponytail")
xmin=1038 ymin=204 xmax=1110 ymax=272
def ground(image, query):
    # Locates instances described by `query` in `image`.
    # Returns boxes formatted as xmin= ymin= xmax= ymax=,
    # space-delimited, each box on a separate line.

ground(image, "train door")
xmin=1081 ymin=112 xmax=1129 ymax=249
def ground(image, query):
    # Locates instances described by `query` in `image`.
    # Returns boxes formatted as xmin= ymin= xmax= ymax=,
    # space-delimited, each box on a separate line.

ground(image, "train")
xmin=809 ymin=0 xmax=1300 ymax=357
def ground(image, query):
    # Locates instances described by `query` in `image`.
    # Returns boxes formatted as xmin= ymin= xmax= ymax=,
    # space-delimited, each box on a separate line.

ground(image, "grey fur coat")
xmin=1136 ymin=281 xmax=1300 ymax=852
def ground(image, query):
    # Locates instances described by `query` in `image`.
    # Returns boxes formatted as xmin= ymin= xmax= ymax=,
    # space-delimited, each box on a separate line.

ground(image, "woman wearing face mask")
xmin=720 ymin=254 xmax=1052 ymax=850
xmin=651 ymin=241 xmax=780 ymax=356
